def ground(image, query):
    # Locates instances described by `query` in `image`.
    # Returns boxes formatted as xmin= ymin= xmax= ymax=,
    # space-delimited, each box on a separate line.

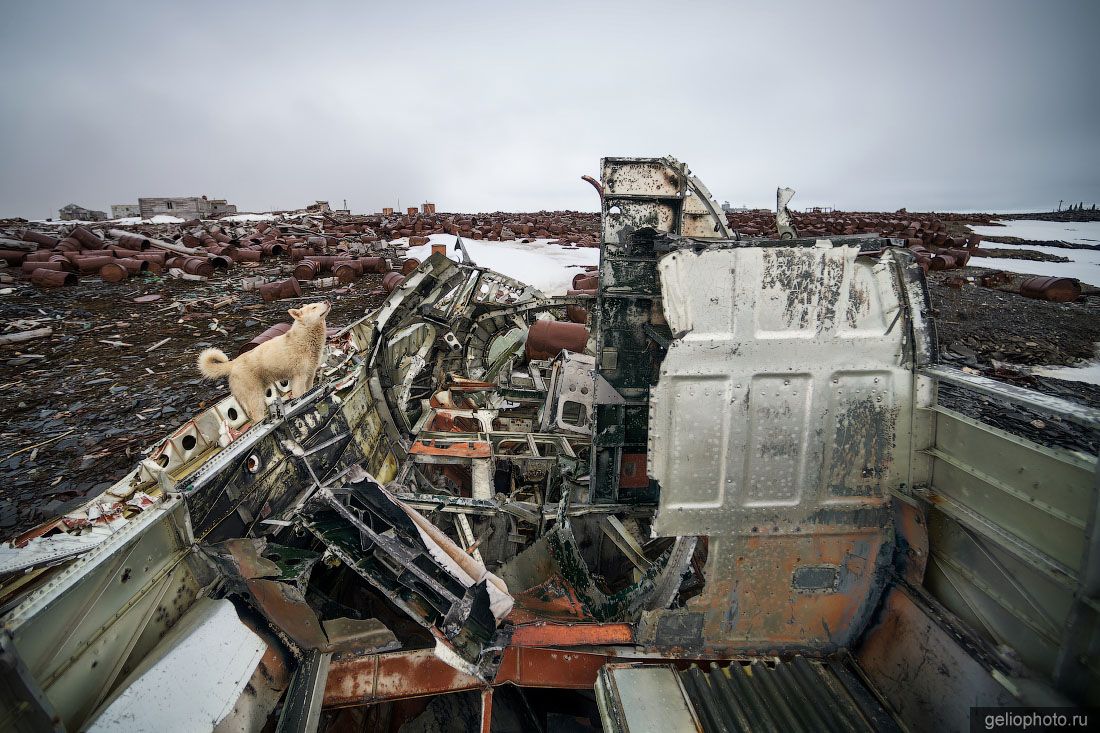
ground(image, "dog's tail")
xmin=198 ymin=348 xmax=233 ymax=379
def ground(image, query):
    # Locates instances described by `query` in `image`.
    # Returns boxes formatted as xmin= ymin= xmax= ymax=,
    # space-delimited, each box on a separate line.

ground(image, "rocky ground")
xmin=927 ymin=266 xmax=1100 ymax=406
xmin=0 ymin=261 xmax=392 ymax=538
xmin=2 ymin=213 xmax=1099 ymax=541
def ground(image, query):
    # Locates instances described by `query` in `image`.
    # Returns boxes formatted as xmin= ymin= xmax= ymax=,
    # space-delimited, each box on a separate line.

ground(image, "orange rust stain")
xmin=509 ymin=575 xmax=592 ymax=623
xmin=410 ymin=438 xmax=491 ymax=459
xmin=324 ymin=650 xmax=481 ymax=708
xmin=510 ymin=622 xmax=634 ymax=647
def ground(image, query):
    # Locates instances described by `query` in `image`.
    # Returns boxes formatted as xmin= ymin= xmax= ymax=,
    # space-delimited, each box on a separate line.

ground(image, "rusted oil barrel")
xmin=401 ymin=258 xmax=421 ymax=274
xmin=333 ymin=259 xmax=364 ymax=275
xmin=232 ymin=248 xmax=262 ymax=263
xmin=354 ymin=256 xmax=387 ymax=274
xmin=107 ymin=246 xmax=144 ymax=258
xmin=207 ymin=254 xmax=232 ymax=269
xmin=134 ymin=251 xmax=166 ymax=266
xmin=115 ymin=257 xmax=149 ymax=274
xmin=0 ymin=250 xmax=27 ymax=265
xmin=525 ymin=319 xmax=589 ymax=361
xmin=69 ymin=226 xmax=104 ymax=250
xmin=99 ymin=262 xmax=129 ymax=283
xmin=944 ymin=248 xmax=971 ymax=266
xmin=48 ymin=255 xmax=77 ymax=271
xmin=258 ymin=277 xmax=302 ymax=302
xmin=21 ymin=231 xmax=58 ymax=248
xmin=929 ymin=254 xmax=956 ymax=271
xmin=304 ymin=255 xmax=338 ymax=271
xmin=382 ymin=271 xmax=405 ymax=293
xmin=333 ymin=263 xmax=361 ymax=283
xmin=238 ymin=323 xmax=292 ymax=355
xmin=289 ymin=247 xmax=312 ymax=261
xmin=204 ymin=242 xmax=233 ymax=256
xmin=294 ymin=261 xmax=319 ymax=280
xmin=115 ymin=233 xmax=150 ymax=250
xmin=22 ymin=260 xmax=67 ymax=275
xmin=1019 ymin=276 xmax=1082 ymax=302
xmin=566 ymin=305 xmax=588 ymax=324
xmin=31 ymin=268 xmax=78 ymax=287
xmin=573 ymin=274 xmax=598 ymax=291
xmin=261 ymin=242 xmax=286 ymax=257
xmin=74 ymin=255 xmax=117 ymax=274
xmin=55 ymin=237 xmax=82 ymax=252
xmin=24 ymin=251 xmax=54 ymax=262
xmin=179 ymin=257 xmax=214 ymax=277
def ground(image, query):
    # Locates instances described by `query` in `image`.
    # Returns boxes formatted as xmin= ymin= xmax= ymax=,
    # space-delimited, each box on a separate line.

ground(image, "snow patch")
xmin=971 ymin=219 xmax=1100 ymax=246
xmin=1032 ymin=360 xmax=1100 ymax=387
xmin=108 ymin=214 xmax=185 ymax=225
xmin=398 ymin=233 xmax=599 ymax=296
xmin=973 ymin=245 xmax=1100 ymax=287
xmin=219 ymin=213 xmax=277 ymax=222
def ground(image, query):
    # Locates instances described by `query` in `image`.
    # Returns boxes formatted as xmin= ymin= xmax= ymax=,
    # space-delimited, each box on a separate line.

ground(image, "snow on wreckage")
xmin=2 ymin=157 xmax=1097 ymax=732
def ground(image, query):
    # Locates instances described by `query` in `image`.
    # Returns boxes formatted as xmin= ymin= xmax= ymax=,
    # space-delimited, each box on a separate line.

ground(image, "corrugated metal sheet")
xmin=597 ymin=656 xmax=903 ymax=733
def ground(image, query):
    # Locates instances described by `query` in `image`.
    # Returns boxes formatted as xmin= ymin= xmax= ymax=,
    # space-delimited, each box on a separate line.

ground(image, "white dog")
xmin=198 ymin=301 xmax=330 ymax=422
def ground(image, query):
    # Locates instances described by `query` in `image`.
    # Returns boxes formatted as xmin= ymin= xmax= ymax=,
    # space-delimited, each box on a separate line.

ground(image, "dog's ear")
xmin=288 ymin=308 xmax=302 ymax=320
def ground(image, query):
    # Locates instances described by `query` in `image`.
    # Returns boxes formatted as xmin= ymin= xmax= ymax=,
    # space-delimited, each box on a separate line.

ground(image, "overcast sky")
xmin=1 ymin=1 xmax=1097 ymax=218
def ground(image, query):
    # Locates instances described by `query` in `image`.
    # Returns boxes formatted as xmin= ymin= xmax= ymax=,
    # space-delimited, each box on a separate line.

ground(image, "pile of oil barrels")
xmin=2 ymin=227 xmax=163 ymax=286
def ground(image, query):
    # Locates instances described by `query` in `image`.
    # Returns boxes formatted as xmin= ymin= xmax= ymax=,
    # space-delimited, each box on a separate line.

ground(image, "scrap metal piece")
xmin=84 ymin=599 xmax=267 ymax=732
xmin=599 ymin=516 xmax=651 ymax=572
xmin=0 ymin=634 xmax=62 ymax=733
xmin=540 ymin=351 xmax=596 ymax=435
xmin=454 ymin=235 xmax=475 ymax=265
xmin=300 ymin=476 xmax=512 ymax=676
xmin=776 ymin=186 xmax=798 ymax=239
xmin=596 ymin=657 xmax=904 ymax=733
xmin=592 ymin=156 xmax=733 ymax=502
xmin=275 ymin=649 xmax=331 ymax=733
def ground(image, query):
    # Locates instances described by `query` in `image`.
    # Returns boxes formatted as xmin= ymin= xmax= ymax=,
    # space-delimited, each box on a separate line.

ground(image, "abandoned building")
xmin=109 ymin=203 xmax=140 ymax=219
xmin=57 ymin=203 xmax=107 ymax=222
xmin=137 ymin=195 xmax=238 ymax=220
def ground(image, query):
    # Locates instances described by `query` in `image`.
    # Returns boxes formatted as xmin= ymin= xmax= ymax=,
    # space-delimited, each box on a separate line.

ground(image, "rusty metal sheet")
xmin=495 ymin=647 xmax=612 ymax=689
xmin=324 ymin=648 xmax=482 ymax=708
xmin=857 ymin=584 xmax=1018 ymax=730
xmin=410 ymin=438 xmax=492 ymax=460
xmin=510 ymin=622 xmax=634 ymax=648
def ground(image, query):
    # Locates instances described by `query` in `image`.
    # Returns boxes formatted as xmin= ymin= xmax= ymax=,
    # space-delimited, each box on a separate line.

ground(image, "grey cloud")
xmin=1 ymin=0 xmax=1097 ymax=218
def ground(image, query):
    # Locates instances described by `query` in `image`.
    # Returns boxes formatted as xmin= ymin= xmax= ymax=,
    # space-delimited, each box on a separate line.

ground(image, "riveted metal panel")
xmin=645 ymin=244 xmax=916 ymax=652
xmin=651 ymin=244 xmax=912 ymax=536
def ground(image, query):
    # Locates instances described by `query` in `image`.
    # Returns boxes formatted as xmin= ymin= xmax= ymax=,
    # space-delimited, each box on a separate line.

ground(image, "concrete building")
xmin=110 ymin=204 xmax=140 ymax=219
xmin=58 ymin=203 xmax=108 ymax=222
xmin=137 ymin=196 xmax=237 ymax=220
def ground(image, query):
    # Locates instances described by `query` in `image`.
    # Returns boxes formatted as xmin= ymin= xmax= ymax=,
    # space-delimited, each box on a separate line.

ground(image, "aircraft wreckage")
xmin=1 ymin=157 xmax=1098 ymax=731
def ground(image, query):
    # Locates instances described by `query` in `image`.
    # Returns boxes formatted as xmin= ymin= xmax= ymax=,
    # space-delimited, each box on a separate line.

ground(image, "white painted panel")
xmin=86 ymin=599 xmax=266 ymax=733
